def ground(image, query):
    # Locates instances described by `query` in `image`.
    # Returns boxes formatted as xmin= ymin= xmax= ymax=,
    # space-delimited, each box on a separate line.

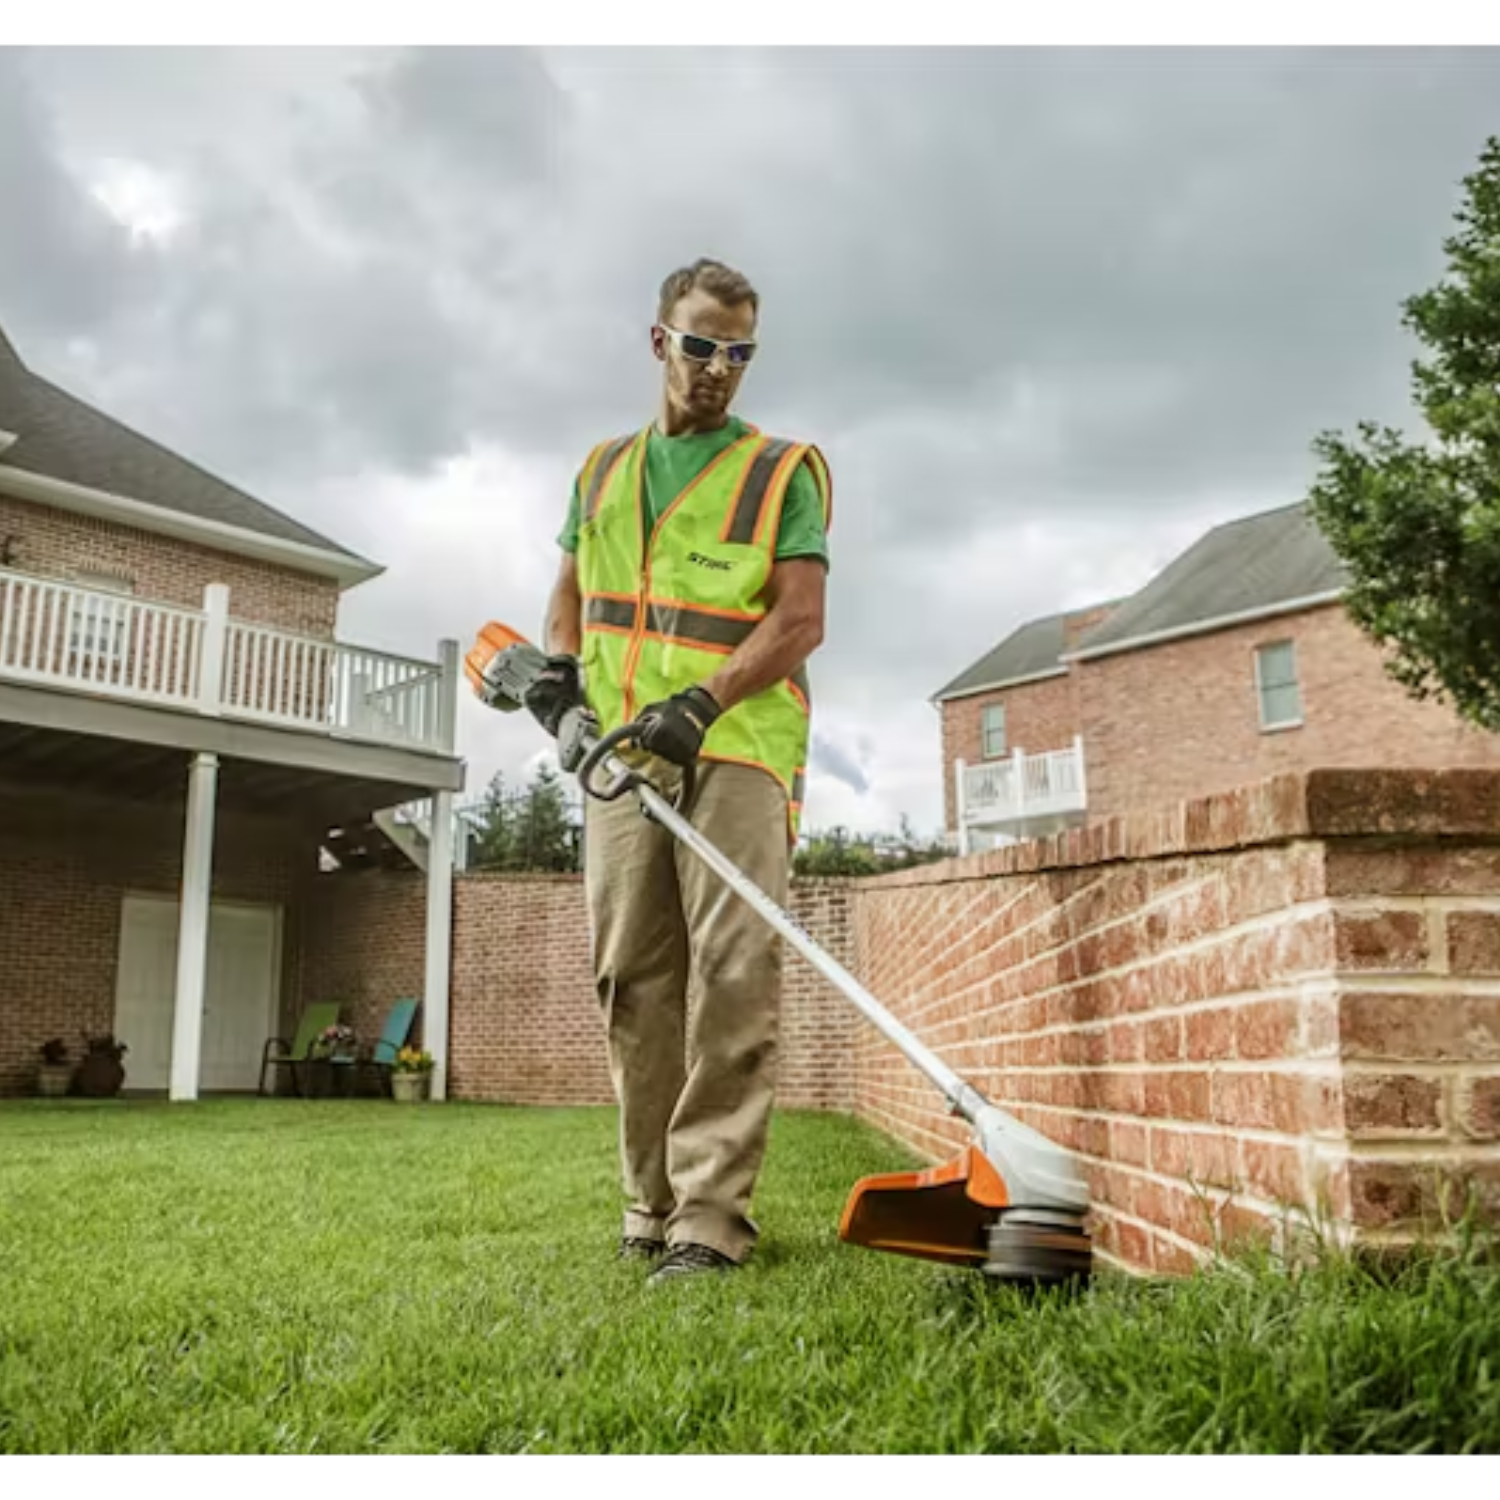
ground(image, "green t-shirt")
xmin=557 ymin=415 xmax=829 ymax=569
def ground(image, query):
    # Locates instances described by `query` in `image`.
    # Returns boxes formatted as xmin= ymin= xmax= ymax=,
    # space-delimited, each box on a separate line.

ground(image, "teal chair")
xmin=361 ymin=997 xmax=421 ymax=1096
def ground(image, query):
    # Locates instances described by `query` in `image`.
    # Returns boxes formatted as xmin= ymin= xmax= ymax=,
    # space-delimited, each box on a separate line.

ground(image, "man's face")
xmin=652 ymin=285 xmax=757 ymax=426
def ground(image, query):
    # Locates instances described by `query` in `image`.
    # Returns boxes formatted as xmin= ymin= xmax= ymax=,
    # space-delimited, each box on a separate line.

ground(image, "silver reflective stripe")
xmin=724 ymin=438 xmax=797 ymax=545
xmin=584 ymin=435 xmax=635 ymax=520
xmin=585 ymin=596 xmax=637 ymax=631
xmin=645 ymin=603 xmax=756 ymax=652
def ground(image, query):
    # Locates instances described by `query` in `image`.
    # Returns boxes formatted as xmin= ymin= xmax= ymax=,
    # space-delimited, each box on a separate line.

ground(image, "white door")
xmin=114 ymin=895 xmax=282 ymax=1092
xmin=201 ymin=905 xmax=281 ymax=1091
xmin=114 ymin=897 xmax=180 ymax=1091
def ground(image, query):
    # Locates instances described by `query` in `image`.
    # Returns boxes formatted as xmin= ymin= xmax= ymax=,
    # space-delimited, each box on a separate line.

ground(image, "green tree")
xmin=1307 ymin=136 xmax=1500 ymax=729
xmin=792 ymin=815 xmax=951 ymax=877
xmin=469 ymin=766 xmax=581 ymax=873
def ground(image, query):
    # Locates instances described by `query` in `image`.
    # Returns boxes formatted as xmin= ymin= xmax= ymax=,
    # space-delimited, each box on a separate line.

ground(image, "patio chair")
xmin=359 ymin=997 xmax=421 ymax=1097
xmin=258 ymin=1000 xmax=342 ymax=1098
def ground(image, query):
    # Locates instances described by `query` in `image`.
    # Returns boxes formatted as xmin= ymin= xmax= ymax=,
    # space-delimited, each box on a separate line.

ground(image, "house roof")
xmin=0 ymin=319 xmax=367 ymax=564
xmin=935 ymin=500 xmax=1350 ymax=702
xmin=933 ymin=605 xmax=1105 ymax=701
xmin=1066 ymin=501 xmax=1348 ymax=660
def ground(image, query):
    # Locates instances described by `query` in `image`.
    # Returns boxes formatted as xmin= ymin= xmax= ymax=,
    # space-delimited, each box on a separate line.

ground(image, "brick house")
xmin=935 ymin=502 xmax=1500 ymax=852
xmin=0 ymin=320 xmax=465 ymax=1100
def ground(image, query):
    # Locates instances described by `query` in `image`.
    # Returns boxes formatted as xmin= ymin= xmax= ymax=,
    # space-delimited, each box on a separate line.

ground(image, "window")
xmin=981 ymin=702 xmax=1007 ymax=758
xmin=1255 ymin=640 xmax=1302 ymax=730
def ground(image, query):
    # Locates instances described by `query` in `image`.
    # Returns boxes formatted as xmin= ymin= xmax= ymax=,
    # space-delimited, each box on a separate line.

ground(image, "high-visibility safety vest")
xmin=574 ymin=422 xmax=831 ymax=841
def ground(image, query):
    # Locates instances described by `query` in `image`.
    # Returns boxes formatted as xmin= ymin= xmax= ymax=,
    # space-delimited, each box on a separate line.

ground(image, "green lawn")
xmin=1 ymin=1099 xmax=1497 ymax=1454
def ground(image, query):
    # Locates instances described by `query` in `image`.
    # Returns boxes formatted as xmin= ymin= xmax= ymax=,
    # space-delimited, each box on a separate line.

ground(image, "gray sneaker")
xmin=647 ymin=1242 xmax=738 ymax=1284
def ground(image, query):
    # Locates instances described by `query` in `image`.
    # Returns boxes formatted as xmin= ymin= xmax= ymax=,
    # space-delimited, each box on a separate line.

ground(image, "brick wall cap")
xmin=864 ymin=768 xmax=1500 ymax=890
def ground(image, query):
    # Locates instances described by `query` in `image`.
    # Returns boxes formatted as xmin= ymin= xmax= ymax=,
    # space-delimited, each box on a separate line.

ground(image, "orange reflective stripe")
xmin=584 ymin=434 xmax=636 ymax=521
xmin=754 ymin=441 xmax=806 ymax=551
xmin=804 ymin=444 xmax=832 ymax=530
xmin=653 ymin=429 xmax=763 ymax=541
xmin=722 ymin=437 xmax=798 ymax=544
xmin=788 ymin=667 xmax=810 ymax=714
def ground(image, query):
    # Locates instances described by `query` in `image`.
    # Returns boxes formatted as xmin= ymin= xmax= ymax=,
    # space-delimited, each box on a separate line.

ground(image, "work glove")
xmin=522 ymin=654 xmax=586 ymax=738
xmin=634 ymin=685 xmax=722 ymax=767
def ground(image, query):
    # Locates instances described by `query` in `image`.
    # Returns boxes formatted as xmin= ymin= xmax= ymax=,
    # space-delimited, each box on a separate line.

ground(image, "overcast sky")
xmin=2 ymin=44 xmax=1497 ymax=836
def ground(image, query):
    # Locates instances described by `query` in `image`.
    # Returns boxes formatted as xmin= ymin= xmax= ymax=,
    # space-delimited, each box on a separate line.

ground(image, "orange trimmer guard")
xmin=838 ymin=1145 xmax=1011 ymax=1267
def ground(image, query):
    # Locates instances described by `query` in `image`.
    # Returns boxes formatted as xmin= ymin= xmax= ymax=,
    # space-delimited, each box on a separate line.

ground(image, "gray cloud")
xmin=3 ymin=45 xmax=1498 ymax=833
xmin=810 ymin=730 xmax=871 ymax=796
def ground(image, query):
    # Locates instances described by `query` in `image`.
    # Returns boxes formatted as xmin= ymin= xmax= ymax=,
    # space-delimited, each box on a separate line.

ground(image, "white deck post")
xmin=424 ymin=787 xmax=456 ymax=1101
xmin=436 ymin=638 xmax=460 ymax=754
xmin=1012 ymin=746 xmax=1026 ymax=825
xmin=1074 ymin=733 xmax=1087 ymax=807
xmin=198 ymin=583 xmax=229 ymax=717
xmin=954 ymin=757 xmax=970 ymax=857
xmin=170 ymin=750 xmax=219 ymax=1102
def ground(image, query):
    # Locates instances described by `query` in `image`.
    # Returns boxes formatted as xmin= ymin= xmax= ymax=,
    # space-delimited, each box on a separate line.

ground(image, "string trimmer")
xmin=465 ymin=621 xmax=1094 ymax=1286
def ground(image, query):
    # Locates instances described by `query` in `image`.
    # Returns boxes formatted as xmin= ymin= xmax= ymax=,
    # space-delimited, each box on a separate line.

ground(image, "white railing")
xmin=0 ymin=568 xmax=458 ymax=756
xmin=955 ymin=737 xmax=1087 ymax=838
xmin=0 ymin=571 xmax=206 ymax=708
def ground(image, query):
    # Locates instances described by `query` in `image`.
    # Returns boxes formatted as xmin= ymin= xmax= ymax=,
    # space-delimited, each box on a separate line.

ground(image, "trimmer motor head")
xmin=984 ymin=1218 xmax=1095 ymax=1287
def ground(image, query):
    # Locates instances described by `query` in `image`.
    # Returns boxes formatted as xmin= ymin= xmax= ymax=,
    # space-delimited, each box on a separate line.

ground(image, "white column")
xmin=1074 ymin=733 xmax=1087 ymax=807
xmin=1012 ymin=746 xmax=1026 ymax=825
xmin=170 ymin=751 xmax=219 ymax=1102
xmin=424 ymin=787 xmax=455 ymax=1101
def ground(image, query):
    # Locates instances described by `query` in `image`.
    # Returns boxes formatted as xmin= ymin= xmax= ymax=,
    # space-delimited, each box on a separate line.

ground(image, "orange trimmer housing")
xmin=838 ymin=1146 xmax=1011 ymax=1267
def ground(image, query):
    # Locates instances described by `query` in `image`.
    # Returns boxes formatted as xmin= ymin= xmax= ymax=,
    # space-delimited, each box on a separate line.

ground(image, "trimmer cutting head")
xmin=839 ymin=1145 xmax=1093 ymax=1287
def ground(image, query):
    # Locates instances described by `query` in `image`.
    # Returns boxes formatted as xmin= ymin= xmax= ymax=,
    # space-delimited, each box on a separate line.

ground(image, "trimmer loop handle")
xmin=577 ymin=720 xmax=697 ymax=815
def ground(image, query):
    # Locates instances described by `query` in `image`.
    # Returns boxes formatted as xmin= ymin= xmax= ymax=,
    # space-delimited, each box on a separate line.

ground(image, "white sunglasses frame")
xmin=658 ymin=324 xmax=758 ymax=368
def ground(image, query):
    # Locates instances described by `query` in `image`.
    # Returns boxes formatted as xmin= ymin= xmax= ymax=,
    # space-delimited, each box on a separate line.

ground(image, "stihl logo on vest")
xmin=687 ymin=551 xmax=734 ymax=571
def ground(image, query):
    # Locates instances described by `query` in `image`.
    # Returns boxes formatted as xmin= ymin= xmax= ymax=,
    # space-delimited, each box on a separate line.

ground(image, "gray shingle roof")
xmin=936 ymin=501 xmax=1350 ymax=700
xmin=934 ymin=606 xmax=1099 ymax=700
xmin=0 ymin=321 xmax=363 ymax=560
xmin=1069 ymin=502 xmax=1348 ymax=658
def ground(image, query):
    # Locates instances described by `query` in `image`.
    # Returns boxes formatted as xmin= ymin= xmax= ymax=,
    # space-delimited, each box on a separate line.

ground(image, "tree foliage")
xmin=793 ymin=815 xmax=951 ymax=877
xmin=468 ymin=766 xmax=581 ymax=873
xmin=1308 ymin=136 xmax=1500 ymax=729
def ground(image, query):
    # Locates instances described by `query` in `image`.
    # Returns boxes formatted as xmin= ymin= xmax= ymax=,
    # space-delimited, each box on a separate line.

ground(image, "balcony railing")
xmin=955 ymin=737 xmax=1087 ymax=846
xmin=0 ymin=569 xmax=457 ymax=756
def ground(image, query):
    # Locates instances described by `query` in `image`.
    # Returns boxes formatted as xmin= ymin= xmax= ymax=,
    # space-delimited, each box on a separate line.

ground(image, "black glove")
xmin=634 ymin=685 xmax=721 ymax=767
xmin=522 ymin=654 xmax=585 ymax=737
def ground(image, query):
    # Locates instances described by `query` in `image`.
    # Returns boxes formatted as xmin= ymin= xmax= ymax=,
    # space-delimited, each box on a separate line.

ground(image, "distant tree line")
xmin=462 ymin=767 xmax=949 ymax=878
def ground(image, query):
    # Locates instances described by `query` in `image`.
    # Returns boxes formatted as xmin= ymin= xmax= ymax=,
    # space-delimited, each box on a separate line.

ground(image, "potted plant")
xmin=75 ymin=1032 xmax=127 ymax=1098
xmin=311 ymin=1023 xmax=358 ymax=1062
xmin=390 ymin=1046 xmax=434 ymax=1103
xmin=37 ymin=1038 xmax=72 ymax=1098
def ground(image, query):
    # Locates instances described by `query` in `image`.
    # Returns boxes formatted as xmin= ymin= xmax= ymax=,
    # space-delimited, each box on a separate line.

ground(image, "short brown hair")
xmin=657 ymin=258 xmax=759 ymax=324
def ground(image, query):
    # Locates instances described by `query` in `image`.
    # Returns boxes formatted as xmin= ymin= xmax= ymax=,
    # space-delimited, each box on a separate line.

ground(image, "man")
xmin=528 ymin=257 xmax=831 ymax=1283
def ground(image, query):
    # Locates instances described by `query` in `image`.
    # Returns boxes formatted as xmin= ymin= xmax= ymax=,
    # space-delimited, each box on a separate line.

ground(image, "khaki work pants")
xmin=583 ymin=758 xmax=790 ymax=1263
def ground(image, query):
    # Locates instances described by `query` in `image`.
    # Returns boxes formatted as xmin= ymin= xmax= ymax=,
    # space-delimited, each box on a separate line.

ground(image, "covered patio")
xmin=0 ymin=685 xmax=462 ymax=1102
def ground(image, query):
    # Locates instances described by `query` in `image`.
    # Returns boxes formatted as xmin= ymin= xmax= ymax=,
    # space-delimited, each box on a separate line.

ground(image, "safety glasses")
xmin=660 ymin=324 xmax=758 ymax=368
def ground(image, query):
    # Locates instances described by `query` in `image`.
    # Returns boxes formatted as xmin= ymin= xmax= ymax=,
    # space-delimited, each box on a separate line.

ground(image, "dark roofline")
xmin=931 ymin=598 xmax=1123 ymax=703
xmin=0 ymin=316 xmax=380 ymax=584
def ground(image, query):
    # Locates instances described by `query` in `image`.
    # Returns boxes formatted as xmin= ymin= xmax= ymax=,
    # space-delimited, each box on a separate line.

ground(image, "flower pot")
xmin=75 ymin=1052 xmax=125 ymax=1099
xmin=391 ymin=1071 xmax=430 ymax=1104
xmin=37 ymin=1063 xmax=73 ymax=1098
